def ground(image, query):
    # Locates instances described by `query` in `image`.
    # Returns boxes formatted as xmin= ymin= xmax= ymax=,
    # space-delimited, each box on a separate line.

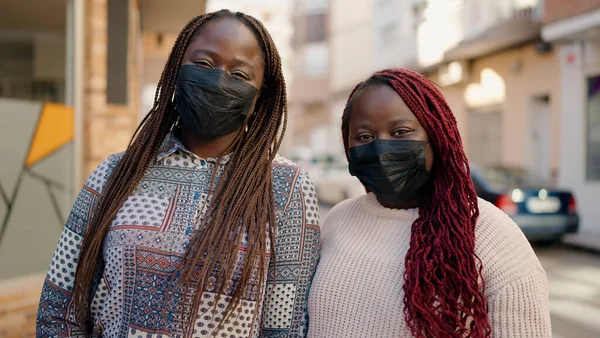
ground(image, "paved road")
xmin=319 ymin=204 xmax=600 ymax=338
xmin=536 ymin=245 xmax=600 ymax=338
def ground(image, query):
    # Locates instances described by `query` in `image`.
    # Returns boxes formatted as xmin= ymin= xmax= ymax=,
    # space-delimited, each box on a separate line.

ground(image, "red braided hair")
xmin=341 ymin=68 xmax=491 ymax=337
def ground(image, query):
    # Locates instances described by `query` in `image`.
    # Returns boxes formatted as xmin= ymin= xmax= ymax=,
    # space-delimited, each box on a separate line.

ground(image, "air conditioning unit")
xmin=438 ymin=61 xmax=469 ymax=87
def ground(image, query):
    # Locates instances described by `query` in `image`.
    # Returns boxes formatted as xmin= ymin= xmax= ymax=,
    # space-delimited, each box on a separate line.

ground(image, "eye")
xmin=232 ymin=71 xmax=250 ymax=80
xmin=392 ymin=129 xmax=410 ymax=137
xmin=193 ymin=60 xmax=212 ymax=68
xmin=356 ymin=133 xmax=373 ymax=142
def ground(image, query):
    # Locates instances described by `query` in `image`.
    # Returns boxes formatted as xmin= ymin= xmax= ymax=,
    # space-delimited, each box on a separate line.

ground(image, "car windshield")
xmin=474 ymin=167 xmax=553 ymax=191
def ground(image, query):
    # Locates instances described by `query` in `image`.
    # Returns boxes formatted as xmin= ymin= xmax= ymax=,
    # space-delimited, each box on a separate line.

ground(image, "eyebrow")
xmin=189 ymin=48 xmax=216 ymax=59
xmin=189 ymin=48 xmax=256 ymax=70
xmin=350 ymin=122 xmax=371 ymax=131
xmin=389 ymin=117 xmax=417 ymax=126
xmin=232 ymin=57 xmax=254 ymax=69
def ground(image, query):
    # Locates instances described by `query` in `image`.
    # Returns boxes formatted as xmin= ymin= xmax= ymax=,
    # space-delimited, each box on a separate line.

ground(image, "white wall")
xmin=417 ymin=0 xmax=464 ymax=67
xmin=558 ymin=41 xmax=600 ymax=238
xmin=372 ymin=0 xmax=417 ymax=70
xmin=330 ymin=0 xmax=374 ymax=92
xmin=330 ymin=0 xmax=419 ymax=92
xmin=327 ymin=0 xmax=421 ymax=158
xmin=330 ymin=97 xmax=348 ymax=156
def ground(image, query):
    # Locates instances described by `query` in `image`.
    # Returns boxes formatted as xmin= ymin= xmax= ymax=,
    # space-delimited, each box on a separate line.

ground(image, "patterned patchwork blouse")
xmin=36 ymin=132 xmax=321 ymax=338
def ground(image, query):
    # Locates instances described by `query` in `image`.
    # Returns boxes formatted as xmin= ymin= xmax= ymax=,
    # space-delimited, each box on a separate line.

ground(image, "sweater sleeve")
xmin=475 ymin=198 xmax=552 ymax=338
xmin=487 ymin=271 xmax=551 ymax=338
xmin=36 ymin=154 xmax=120 ymax=337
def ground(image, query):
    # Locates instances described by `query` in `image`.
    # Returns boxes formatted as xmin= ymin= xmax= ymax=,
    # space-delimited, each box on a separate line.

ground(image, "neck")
xmin=178 ymin=127 xmax=240 ymax=159
xmin=377 ymin=196 xmax=422 ymax=210
xmin=376 ymin=182 xmax=430 ymax=210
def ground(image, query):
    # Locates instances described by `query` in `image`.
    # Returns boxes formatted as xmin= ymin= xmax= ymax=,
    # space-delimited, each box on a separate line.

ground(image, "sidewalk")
xmin=0 ymin=272 xmax=45 ymax=336
xmin=563 ymin=232 xmax=600 ymax=254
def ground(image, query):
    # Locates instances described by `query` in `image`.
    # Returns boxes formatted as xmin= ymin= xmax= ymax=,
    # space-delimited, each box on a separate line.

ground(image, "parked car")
xmin=471 ymin=166 xmax=579 ymax=242
xmin=313 ymin=161 xmax=579 ymax=243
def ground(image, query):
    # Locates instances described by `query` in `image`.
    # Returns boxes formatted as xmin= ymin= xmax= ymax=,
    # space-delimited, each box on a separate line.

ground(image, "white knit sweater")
xmin=307 ymin=193 xmax=551 ymax=338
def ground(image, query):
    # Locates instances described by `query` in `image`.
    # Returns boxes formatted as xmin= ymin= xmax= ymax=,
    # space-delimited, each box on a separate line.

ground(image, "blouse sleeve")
xmin=36 ymin=155 xmax=119 ymax=337
xmin=261 ymin=168 xmax=321 ymax=337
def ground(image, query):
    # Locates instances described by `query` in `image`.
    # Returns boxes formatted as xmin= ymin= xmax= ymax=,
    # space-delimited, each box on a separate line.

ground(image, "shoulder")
xmin=271 ymin=154 xmax=316 ymax=190
xmin=326 ymin=195 xmax=364 ymax=219
xmin=67 ymin=152 xmax=123 ymax=235
xmin=475 ymin=197 xmax=524 ymax=241
xmin=272 ymin=153 xmax=299 ymax=168
xmin=84 ymin=152 xmax=124 ymax=195
xmin=320 ymin=195 xmax=365 ymax=235
xmin=271 ymin=154 xmax=317 ymax=211
xmin=475 ymin=198 xmax=546 ymax=293
xmin=271 ymin=154 xmax=303 ymax=182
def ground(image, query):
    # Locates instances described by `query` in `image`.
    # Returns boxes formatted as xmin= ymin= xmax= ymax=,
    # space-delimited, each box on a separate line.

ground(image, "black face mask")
xmin=348 ymin=139 xmax=431 ymax=204
xmin=175 ymin=65 xmax=258 ymax=140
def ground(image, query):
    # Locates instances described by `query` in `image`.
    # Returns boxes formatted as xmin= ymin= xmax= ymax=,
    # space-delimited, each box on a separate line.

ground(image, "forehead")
xmin=349 ymin=85 xmax=418 ymax=125
xmin=187 ymin=18 xmax=264 ymax=62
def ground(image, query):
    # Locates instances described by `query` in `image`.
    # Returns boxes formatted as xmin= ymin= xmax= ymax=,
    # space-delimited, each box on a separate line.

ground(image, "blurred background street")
xmin=1 ymin=0 xmax=600 ymax=336
xmin=538 ymin=246 xmax=600 ymax=338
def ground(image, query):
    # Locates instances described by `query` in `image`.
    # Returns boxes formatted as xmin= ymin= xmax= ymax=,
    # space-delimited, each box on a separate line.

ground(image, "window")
xmin=514 ymin=0 xmax=538 ymax=9
xmin=467 ymin=106 xmax=503 ymax=167
xmin=107 ymin=0 xmax=129 ymax=105
xmin=305 ymin=0 xmax=328 ymax=14
xmin=303 ymin=42 xmax=328 ymax=76
xmin=0 ymin=41 xmax=64 ymax=103
xmin=306 ymin=13 xmax=327 ymax=43
xmin=586 ymin=75 xmax=600 ymax=180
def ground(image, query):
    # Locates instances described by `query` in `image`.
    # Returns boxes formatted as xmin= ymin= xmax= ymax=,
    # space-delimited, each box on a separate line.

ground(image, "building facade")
xmin=414 ymin=0 xmax=600 ymax=249
xmin=0 ymin=0 xmax=207 ymax=334
xmin=415 ymin=0 xmax=562 ymax=180
xmin=288 ymin=0 xmax=418 ymax=161
xmin=542 ymin=0 xmax=600 ymax=249
xmin=287 ymin=0 xmax=331 ymax=159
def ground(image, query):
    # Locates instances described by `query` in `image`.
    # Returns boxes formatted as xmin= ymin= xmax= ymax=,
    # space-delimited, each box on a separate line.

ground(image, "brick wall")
xmin=0 ymin=273 xmax=45 ymax=338
xmin=83 ymin=0 xmax=140 ymax=179
xmin=544 ymin=0 xmax=600 ymax=24
xmin=0 ymin=1 xmax=141 ymax=336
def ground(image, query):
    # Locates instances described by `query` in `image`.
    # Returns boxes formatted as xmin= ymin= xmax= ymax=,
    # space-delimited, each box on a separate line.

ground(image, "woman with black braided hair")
xmin=37 ymin=10 xmax=320 ymax=338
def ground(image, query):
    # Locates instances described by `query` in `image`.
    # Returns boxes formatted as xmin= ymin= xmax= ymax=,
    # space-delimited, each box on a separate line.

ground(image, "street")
xmin=537 ymin=246 xmax=600 ymax=338
xmin=319 ymin=204 xmax=600 ymax=338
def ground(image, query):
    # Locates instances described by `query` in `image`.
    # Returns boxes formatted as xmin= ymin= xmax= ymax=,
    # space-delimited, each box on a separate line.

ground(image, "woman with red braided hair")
xmin=307 ymin=69 xmax=551 ymax=338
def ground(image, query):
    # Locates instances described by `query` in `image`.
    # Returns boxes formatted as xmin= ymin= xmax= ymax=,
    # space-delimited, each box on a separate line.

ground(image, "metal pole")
xmin=73 ymin=0 xmax=85 ymax=193
xmin=66 ymin=1 xmax=74 ymax=106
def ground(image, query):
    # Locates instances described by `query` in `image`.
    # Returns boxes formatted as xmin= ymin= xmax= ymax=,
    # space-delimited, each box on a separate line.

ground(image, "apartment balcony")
xmin=444 ymin=0 xmax=543 ymax=61
xmin=542 ymin=0 xmax=600 ymax=42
